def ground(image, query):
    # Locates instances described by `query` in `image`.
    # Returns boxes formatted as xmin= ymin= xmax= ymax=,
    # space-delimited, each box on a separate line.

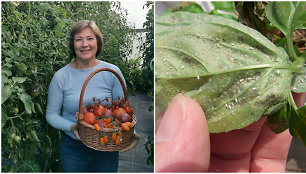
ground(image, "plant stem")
xmin=286 ymin=7 xmax=299 ymax=62
xmin=288 ymin=92 xmax=298 ymax=110
xmin=287 ymin=31 xmax=299 ymax=62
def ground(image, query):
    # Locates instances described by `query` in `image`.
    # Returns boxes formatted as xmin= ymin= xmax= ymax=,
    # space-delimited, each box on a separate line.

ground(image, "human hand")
xmin=70 ymin=124 xmax=81 ymax=140
xmin=155 ymin=93 xmax=306 ymax=172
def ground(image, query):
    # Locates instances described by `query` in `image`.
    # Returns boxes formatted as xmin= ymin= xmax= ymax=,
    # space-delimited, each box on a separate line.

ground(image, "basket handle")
xmin=78 ymin=68 xmax=128 ymax=116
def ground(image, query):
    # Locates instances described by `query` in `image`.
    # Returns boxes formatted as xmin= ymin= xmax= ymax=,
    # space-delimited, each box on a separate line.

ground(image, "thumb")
xmin=155 ymin=94 xmax=210 ymax=172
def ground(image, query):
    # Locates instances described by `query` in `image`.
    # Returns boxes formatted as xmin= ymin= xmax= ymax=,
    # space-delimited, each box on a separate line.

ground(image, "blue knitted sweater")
xmin=46 ymin=60 xmax=126 ymax=139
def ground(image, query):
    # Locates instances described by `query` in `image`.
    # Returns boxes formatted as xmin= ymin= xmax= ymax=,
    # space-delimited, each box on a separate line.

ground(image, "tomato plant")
xmin=1 ymin=1 xmax=142 ymax=172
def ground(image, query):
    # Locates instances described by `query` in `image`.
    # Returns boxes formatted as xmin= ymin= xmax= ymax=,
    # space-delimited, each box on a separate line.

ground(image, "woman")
xmin=46 ymin=20 xmax=125 ymax=172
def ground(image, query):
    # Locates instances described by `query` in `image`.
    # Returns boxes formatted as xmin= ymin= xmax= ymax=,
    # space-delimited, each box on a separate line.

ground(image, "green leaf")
xmin=31 ymin=130 xmax=40 ymax=142
xmin=297 ymin=105 xmax=306 ymax=118
xmin=54 ymin=22 xmax=65 ymax=37
xmin=149 ymin=59 xmax=154 ymax=72
xmin=38 ymin=3 xmax=51 ymax=13
xmin=266 ymin=2 xmax=292 ymax=37
xmin=2 ymin=85 xmax=12 ymax=104
xmin=55 ymin=6 xmax=67 ymax=18
xmin=267 ymin=101 xmax=289 ymax=133
xmin=166 ymin=2 xmax=204 ymax=14
xmin=12 ymin=77 xmax=27 ymax=84
xmin=182 ymin=3 xmax=205 ymax=14
xmin=291 ymin=2 xmax=306 ymax=30
xmin=211 ymin=1 xmax=236 ymax=13
xmin=156 ymin=12 xmax=293 ymax=133
xmin=20 ymin=93 xmax=32 ymax=114
xmin=15 ymin=62 xmax=27 ymax=73
xmin=266 ymin=2 xmax=306 ymax=61
xmin=6 ymin=50 xmax=16 ymax=59
xmin=291 ymin=66 xmax=306 ymax=93
xmin=288 ymin=100 xmax=306 ymax=145
xmin=2 ymin=68 xmax=12 ymax=77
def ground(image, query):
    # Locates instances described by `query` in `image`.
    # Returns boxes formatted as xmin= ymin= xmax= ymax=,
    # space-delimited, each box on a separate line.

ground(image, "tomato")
xmin=93 ymin=105 xmax=106 ymax=117
xmin=103 ymin=136 xmax=109 ymax=143
xmin=94 ymin=124 xmax=101 ymax=131
xmin=100 ymin=138 xmax=105 ymax=146
xmin=106 ymin=117 xmax=113 ymax=124
xmin=125 ymin=122 xmax=133 ymax=128
xmin=115 ymin=137 xmax=121 ymax=145
xmin=112 ymin=133 xmax=117 ymax=141
xmin=119 ymin=113 xmax=131 ymax=123
xmin=125 ymin=106 xmax=134 ymax=115
xmin=102 ymin=109 xmax=113 ymax=117
xmin=118 ymin=131 xmax=122 ymax=136
xmin=113 ymin=108 xmax=127 ymax=119
xmin=121 ymin=123 xmax=130 ymax=131
xmin=83 ymin=112 xmax=97 ymax=125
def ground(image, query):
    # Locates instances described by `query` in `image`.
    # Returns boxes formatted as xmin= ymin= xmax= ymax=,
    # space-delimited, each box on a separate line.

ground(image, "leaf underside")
xmin=155 ymin=12 xmax=293 ymax=133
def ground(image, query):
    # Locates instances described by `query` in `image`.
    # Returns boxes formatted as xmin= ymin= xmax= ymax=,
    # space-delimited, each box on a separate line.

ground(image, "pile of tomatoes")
xmin=81 ymin=97 xmax=134 ymax=146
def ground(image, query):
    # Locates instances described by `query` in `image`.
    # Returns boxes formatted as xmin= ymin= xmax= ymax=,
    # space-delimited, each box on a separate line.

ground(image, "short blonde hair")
xmin=69 ymin=20 xmax=103 ymax=58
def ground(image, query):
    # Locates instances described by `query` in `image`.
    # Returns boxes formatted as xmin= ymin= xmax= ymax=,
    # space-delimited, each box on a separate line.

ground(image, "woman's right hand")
xmin=70 ymin=124 xmax=81 ymax=140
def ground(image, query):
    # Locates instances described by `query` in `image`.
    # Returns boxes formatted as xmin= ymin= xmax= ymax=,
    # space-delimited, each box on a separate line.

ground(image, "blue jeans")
xmin=60 ymin=131 xmax=119 ymax=172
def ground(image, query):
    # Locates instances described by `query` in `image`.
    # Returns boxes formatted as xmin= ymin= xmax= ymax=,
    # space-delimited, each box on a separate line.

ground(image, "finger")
xmin=75 ymin=125 xmax=81 ymax=140
xmin=75 ymin=131 xmax=81 ymax=140
xmin=209 ymin=116 xmax=267 ymax=172
xmin=292 ymin=92 xmax=306 ymax=108
xmin=250 ymin=120 xmax=292 ymax=172
xmin=155 ymin=94 xmax=210 ymax=172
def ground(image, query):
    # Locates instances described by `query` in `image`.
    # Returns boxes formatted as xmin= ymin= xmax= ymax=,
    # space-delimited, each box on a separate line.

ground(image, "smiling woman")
xmin=46 ymin=20 xmax=126 ymax=172
xmin=73 ymin=27 xmax=98 ymax=61
xmin=69 ymin=20 xmax=102 ymax=69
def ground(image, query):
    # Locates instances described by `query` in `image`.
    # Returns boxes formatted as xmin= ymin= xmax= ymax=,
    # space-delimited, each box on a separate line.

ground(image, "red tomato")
xmin=100 ymin=138 xmax=105 ymax=146
xmin=115 ymin=137 xmax=121 ymax=145
xmin=83 ymin=112 xmax=97 ymax=125
xmin=113 ymin=108 xmax=127 ymax=119
xmin=118 ymin=131 xmax=122 ymax=136
xmin=112 ymin=133 xmax=117 ymax=141
xmin=94 ymin=124 xmax=101 ymax=131
xmin=125 ymin=106 xmax=134 ymax=115
xmin=93 ymin=105 xmax=106 ymax=117
xmin=103 ymin=136 xmax=109 ymax=143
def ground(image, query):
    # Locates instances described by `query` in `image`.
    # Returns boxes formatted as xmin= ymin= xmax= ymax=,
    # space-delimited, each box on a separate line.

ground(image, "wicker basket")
xmin=76 ymin=68 xmax=139 ymax=152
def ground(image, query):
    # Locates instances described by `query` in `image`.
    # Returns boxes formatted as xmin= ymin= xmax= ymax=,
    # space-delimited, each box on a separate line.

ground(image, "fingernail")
xmin=156 ymin=93 xmax=186 ymax=142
